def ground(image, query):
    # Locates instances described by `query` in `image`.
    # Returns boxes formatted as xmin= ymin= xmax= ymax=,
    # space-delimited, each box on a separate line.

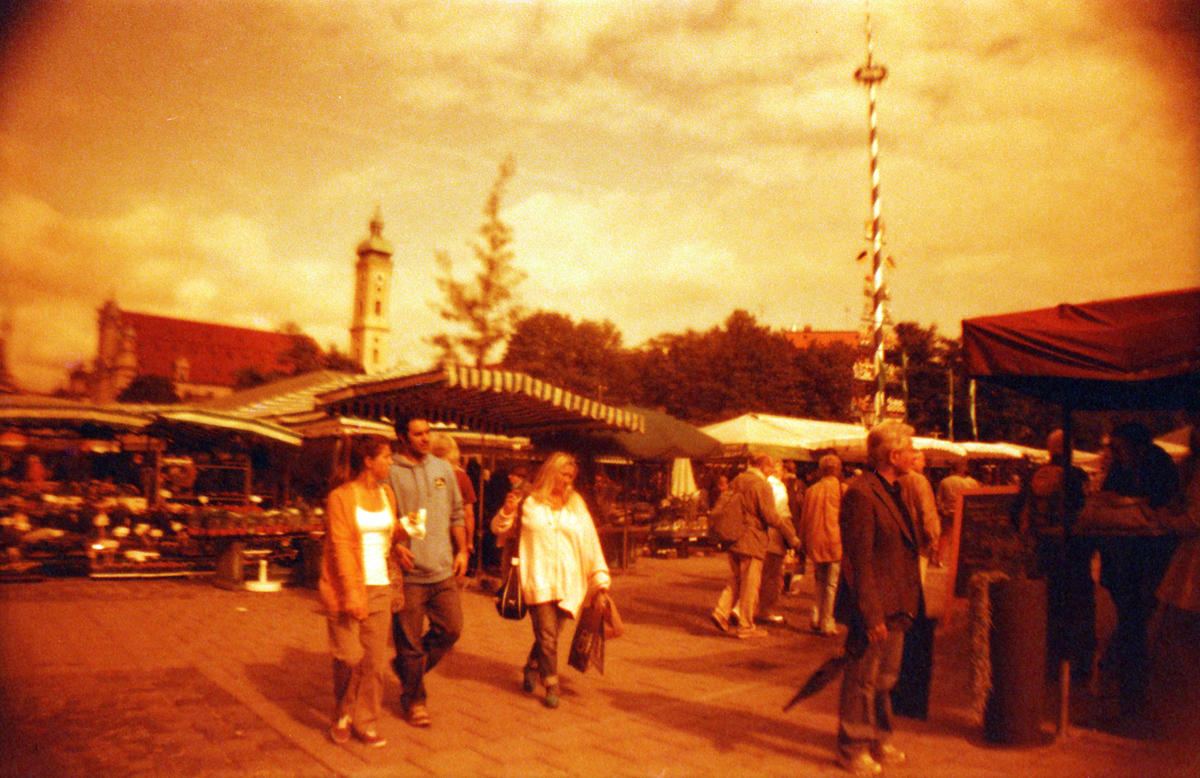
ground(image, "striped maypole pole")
xmin=855 ymin=13 xmax=890 ymax=424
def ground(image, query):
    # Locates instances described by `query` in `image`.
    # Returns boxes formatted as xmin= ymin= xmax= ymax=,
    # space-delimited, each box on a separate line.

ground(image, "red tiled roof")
xmin=781 ymin=329 xmax=860 ymax=350
xmin=122 ymin=312 xmax=296 ymax=387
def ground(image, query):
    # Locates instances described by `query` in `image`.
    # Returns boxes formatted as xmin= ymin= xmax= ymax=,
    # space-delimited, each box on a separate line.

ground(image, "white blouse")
xmin=514 ymin=493 xmax=610 ymax=619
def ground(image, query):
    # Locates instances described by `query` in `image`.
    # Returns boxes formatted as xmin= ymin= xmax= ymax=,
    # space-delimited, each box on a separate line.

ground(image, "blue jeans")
xmin=526 ymin=601 xmax=570 ymax=688
xmin=838 ymin=617 xmax=906 ymax=758
xmin=391 ymin=577 xmax=463 ymax=712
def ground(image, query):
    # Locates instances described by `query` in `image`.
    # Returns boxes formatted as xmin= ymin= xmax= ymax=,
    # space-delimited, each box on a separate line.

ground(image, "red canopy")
xmin=962 ymin=288 xmax=1200 ymax=410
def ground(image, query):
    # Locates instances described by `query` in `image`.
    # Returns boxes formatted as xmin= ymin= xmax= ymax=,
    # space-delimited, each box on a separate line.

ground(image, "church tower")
xmin=349 ymin=208 xmax=394 ymax=375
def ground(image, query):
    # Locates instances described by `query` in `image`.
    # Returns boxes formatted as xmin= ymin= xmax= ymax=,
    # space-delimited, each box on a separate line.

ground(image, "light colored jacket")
xmin=493 ymin=492 xmax=610 ymax=619
xmin=319 ymin=481 xmax=399 ymax=618
xmin=730 ymin=468 xmax=796 ymax=559
xmin=899 ymin=471 xmax=940 ymax=554
xmin=801 ymin=475 xmax=846 ymax=563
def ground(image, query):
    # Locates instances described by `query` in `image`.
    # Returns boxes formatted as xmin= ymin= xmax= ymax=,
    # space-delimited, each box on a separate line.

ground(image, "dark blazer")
xmin=730 ymin=469 xmax=797 ymax=559
xmin=836 ymin=470 xmax=922 ymax=631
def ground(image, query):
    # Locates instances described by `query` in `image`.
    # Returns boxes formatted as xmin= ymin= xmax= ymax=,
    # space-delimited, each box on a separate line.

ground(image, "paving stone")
xmin=1 ymin=557 xmax=1190 ymax=778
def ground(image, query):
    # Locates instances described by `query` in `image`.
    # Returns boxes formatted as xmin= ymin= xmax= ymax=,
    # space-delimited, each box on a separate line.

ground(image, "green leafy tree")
xmin=116 ymin=375 xmax=180 ymax=404
xmin=324 ymin=344 xmax=364 ymax=373
xmin=635 ymin=310 xmax=856 ymax=424
xmin=233 ymin=366 xmax=277 ymax=391
xmin=430 ymin=156 xmax=526 ymax=367
xmin=233 ymin=325 xmax=363 ymax=391
xmin=501 ymin=311 xmax=635 ymax=403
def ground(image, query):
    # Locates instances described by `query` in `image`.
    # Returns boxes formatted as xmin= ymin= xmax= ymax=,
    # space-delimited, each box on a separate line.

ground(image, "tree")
xmin=430 ymin=156 xmax=526 ymax=367
xmin=116 ymin=375 xmax=179 ymax=404
xmin=324 ymin=344 xmax=363 ymax=373
xmin=634 ymin=310 xmax=856 ymax=424
xmin=233 ymin=324 xmax=363 ymax=390
xmin=501 ymin=311 xmax=636 ymax=403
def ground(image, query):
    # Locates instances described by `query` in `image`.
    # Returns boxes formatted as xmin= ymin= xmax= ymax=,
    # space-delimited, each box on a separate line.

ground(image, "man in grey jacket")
xmin=710 ymin=454 xmax=800 ymax=639
xmin=389 ymin=415 xmax=468 ymax=728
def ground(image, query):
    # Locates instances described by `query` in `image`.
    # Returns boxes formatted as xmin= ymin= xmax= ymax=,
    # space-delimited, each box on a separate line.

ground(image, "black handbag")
xmin=494 ymin=500 xmax=527 ymax=620
xmin=495 ymin=554 xmax=527 ymax=620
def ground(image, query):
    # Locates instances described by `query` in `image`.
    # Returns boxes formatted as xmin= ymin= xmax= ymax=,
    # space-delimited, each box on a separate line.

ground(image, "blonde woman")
xmin=318 ymin=434 xmax=409 ymax=747
xmin=492 ymin=452 xmax=610 ymax=708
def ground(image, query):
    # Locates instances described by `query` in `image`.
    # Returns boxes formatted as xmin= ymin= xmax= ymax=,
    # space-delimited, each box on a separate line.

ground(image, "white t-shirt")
xmin=356 ymin=488 xmax=392 ymax=587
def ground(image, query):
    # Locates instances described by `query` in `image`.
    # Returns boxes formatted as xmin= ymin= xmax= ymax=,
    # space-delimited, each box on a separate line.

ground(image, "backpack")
xmin=708 ymin=487 xmax=746 ymax=544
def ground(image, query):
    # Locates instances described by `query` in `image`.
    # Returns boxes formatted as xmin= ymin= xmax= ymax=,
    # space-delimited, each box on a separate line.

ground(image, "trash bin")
xmin=212 ymin=540 xmax=245 ymax=590
xmin=984 ymin=576 xmax=1049 ymax=745
xmin=290 ymin=536 xmax=322 ymax=589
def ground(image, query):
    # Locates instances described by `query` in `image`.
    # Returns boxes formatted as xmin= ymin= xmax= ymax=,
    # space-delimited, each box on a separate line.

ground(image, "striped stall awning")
xmin=0 ymin=398 xmax=153 ymax=431
xmin=316 ymin=366 xmax=645 ymax=437
xmin=150 ymin=409 xmax=302 ymax=447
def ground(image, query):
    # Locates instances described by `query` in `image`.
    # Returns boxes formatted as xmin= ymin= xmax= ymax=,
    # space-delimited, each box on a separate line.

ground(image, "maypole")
xmin=854 ymin=12 xmax=891 ymax=425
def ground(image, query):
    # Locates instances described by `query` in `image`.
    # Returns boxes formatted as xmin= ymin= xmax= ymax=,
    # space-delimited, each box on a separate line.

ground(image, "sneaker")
xmin=837 ymin=751 xmax=883 ymax=777
xmin=353 ymin=729 xmax=387 ymax=748
xmin=709 ymin=611 xmax=731 ymax=634
xmin=736 ymin=626 xmax=769 ymax=639
xmin=872 ymin=743 xmax=907 ymax=766
xmin=522 ymin=666 xmax=538 ymax=694
xmin=543 ymin=685 xmax=561 ymax=709
xmin=329 ymin=715 xmax=351 ymax=745
xmin=405 ymin=703 xmax=432 ymax=728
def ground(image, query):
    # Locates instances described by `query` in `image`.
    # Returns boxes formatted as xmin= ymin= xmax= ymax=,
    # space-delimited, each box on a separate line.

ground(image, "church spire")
xmin=350 ymin=209 xmax=394 ymax=375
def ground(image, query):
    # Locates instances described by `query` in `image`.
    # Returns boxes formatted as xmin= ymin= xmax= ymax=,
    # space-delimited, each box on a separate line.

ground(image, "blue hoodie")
xmin=388 ymin=453 xmax=464 ymax=584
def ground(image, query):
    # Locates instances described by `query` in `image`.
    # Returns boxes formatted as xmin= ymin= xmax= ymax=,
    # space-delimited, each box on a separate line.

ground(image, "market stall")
xmin=0 ymin=396 xmax=312 ymax=581
xmin=961 ymin=287 xmax=1200 ymax=740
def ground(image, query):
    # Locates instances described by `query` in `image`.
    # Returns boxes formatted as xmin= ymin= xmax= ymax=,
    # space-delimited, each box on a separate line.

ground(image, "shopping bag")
xmin=568 ymin=593 xmax=607 ymax=673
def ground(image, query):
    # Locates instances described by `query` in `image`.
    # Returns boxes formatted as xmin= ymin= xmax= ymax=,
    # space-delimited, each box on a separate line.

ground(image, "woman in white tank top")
xmin=318 ymin=434 xmax=405 ymax=748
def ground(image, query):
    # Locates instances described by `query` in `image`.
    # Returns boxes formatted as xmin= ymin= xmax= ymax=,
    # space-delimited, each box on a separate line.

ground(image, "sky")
xmin=1 ymin=0 xmax=1197 ymax=395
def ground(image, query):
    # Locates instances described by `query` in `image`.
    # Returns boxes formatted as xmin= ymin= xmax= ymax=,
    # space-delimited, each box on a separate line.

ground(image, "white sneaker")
xmin=873 ymin=743 xmax=906 ymax=766
xmin=838 ymin=751 xmax=882 ymax=777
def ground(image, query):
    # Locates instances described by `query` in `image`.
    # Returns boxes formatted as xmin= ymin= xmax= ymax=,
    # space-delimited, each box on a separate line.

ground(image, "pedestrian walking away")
xmin=801 ymin=454 xmax=847 ymax=636
xmin=712 ymin=454 xmax=801 ymax=639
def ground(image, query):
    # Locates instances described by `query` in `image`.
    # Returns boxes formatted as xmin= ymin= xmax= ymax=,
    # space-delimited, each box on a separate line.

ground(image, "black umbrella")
xmin=783 ymin=653 xmax=850 ymax=711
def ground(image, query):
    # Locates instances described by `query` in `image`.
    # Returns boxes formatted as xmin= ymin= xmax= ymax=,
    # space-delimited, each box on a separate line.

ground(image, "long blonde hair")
xmin=528 ymin=451 xmax=580 ymax=506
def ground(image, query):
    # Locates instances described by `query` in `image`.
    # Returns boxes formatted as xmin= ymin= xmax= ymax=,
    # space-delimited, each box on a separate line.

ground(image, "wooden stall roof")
xmin=316 ymin=366 xmax=645 ymax=437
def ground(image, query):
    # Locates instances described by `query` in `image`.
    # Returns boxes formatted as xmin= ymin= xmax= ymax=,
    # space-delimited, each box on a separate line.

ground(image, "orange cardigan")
xmin=318 ymin=481 xmax=400 ymax=617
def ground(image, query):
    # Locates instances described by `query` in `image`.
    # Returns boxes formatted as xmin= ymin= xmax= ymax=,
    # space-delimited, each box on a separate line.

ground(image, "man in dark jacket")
xmin=710 ymin=454 xmax=800 ymax=639
xmin=834 ymin=421 xmax=922 ymax=776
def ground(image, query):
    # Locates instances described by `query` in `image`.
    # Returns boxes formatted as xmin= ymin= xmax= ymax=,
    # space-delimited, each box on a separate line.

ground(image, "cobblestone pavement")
xmin=2 ymin=554 xmax=1196 ymax=778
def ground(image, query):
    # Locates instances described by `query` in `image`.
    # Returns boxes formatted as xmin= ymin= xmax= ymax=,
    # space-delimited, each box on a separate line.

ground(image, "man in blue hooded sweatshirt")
xmin=389 ymin=414 xmax=468 ymax=728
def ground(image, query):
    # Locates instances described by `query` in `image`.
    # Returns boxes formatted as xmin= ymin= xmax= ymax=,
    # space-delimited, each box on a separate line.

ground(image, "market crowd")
xmin=312 ymin=413 xmax=1199 ymax=776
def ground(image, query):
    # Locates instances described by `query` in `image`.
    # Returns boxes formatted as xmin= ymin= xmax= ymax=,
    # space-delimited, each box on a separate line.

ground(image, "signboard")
xmin=943 ymin=486 xmax=1031 ymax=599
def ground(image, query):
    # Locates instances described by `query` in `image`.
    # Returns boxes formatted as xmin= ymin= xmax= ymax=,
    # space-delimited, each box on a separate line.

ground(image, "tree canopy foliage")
xmin=502 ymin=311 xmax=634 ymax=404
xmin=116 ymin=374 xmax=179 ymax=404
xmin=501 ymin=308 xmax=856 ymax=426
xmin=430 ymin=156 xmax=526 ymax=368
xmin=497 ymin=307 xmax=1185 ymax=450
xmin=232 ymin=327 xmax=363 ymax=390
